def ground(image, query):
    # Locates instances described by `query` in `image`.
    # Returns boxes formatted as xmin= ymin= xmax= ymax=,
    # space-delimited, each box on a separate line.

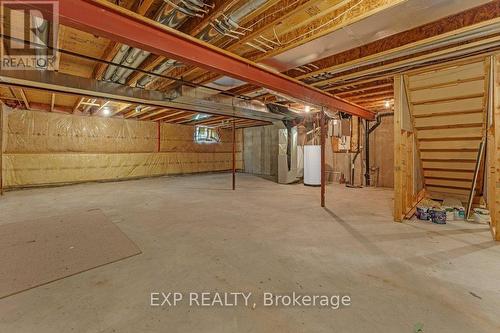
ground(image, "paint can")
xmin=416 ymin=206 xmax=430 ymax=220
xmin=430 ymin=209 xmax=446 ymax=224
xmin=454 ymin=207 xmax=465 ymax=220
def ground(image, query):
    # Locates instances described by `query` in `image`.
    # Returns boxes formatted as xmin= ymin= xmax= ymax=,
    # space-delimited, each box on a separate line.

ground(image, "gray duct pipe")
xmin=136 ymin=0 xmax=270 ymax=88
xmin=365 ymin=112 xmax=393 ymax=186
xmin=32 ymin=16 xmax=49 ymax=70
xmin=105 ymin=0 xmax=204 ymax=84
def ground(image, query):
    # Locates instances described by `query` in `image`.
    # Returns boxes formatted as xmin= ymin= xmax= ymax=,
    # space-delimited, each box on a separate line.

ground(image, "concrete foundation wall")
xmin=243 ymin=124 xmax=280 ymax=180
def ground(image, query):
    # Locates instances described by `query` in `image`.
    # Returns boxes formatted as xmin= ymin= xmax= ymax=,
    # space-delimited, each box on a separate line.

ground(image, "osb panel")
xmin=3 ymin=152 xmax=243 ymax=188
xmin=54 ymin=94 xmax=80 ymax=107
xmin=59 ymin=26 xmax=110 ymax=59
xmin=57 ymin=53 xmax=96 ymax=78
xmin=0 ymin=87 xmax=14 ymax=100
xmin=23 ymin=89 xmax=52 ymax=105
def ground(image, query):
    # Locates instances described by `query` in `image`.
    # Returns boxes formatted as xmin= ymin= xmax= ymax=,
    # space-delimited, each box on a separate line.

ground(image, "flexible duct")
xmin=105 ymin=0 xmax=206 ymax=84
xmin=31 ymin=16 xmax=49 ymax=70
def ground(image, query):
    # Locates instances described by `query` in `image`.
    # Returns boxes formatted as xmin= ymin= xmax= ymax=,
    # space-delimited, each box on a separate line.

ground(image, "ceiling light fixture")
xmin=304 ymin=105 xmax=310 ymax=113
xmin=102 ymin=107 xmax=111 ymax=116
xmin=384 ymin=101 xmax=391 ymax=109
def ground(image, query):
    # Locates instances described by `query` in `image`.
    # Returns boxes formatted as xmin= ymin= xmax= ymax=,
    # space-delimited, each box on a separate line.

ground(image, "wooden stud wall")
xmin=393 ymin=75 xmax=424 ymax=221
xmin=488 ymin=55 xmax=500 ymax=241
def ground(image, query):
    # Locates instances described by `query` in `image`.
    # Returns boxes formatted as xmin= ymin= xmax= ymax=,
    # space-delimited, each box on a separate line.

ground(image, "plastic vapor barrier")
xmin=1 ymin=108 xmax=243 ymax=188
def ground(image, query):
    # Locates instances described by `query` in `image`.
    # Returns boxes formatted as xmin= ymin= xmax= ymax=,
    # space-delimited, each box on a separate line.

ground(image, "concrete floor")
xmin=0 ymin=173 xmax=499 ymax=332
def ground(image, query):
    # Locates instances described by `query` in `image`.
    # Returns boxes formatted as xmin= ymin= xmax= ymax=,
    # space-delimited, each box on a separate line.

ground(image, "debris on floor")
xmin=415 ymin=197 xmax=469 ymax=225
xmin=473 ymin=208 xmax=491 ymax=225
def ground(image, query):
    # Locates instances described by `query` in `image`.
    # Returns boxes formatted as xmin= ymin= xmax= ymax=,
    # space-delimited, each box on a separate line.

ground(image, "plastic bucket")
xmin=430 ymin=209 xmax=446 ymax=224
xmin=416 ymin=206 xmax=430 ymax=220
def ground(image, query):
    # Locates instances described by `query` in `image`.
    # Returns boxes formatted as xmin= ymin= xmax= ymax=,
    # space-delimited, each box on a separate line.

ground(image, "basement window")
xmin=194 ymin=126 xmax=220 ymax=144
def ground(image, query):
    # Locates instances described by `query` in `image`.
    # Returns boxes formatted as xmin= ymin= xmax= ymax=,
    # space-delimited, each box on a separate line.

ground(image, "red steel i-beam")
xmin=24 ymin=0 xmax=374 ymax=120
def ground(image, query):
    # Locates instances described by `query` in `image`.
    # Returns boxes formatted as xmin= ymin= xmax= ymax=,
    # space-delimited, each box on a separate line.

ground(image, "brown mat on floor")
xmin=0 ymin=210 xmax=141 ymax=299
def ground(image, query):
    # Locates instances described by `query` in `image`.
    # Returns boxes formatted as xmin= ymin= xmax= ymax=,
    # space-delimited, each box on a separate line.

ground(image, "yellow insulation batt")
xmin=5 ymin=109 xmax=158 ymax=153
xmin=3 ymin=153 xmax=243 ymax=188
xmin=1 ymin=108 xmax=243 ymax=188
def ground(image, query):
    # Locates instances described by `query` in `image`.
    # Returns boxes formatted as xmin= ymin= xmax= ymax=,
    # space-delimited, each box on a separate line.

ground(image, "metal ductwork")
xmin=136 ymin=0 xmax=270 ymax=88
xmin=105 ymin=0 xmax=212 ymax=84
xmin=31 ymin=16 xmax=49 ymax=70
xmin=169 ymin=85 xmax=270 ymax=115
xmin=0 ymin=70 xmax=284 ymax=123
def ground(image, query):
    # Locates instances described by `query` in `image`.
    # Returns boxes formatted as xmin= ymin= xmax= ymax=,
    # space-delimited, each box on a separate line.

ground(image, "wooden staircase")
xmin=405 ymin=59 xmax=487 ymax=203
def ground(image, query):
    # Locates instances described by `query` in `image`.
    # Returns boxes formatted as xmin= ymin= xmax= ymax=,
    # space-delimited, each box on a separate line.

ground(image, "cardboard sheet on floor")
xmin=0 ymin=210 xmax=141 ymax=299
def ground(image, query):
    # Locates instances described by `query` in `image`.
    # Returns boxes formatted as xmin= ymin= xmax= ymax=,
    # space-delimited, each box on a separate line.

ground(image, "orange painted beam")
xmin=24 ymin=0 xmax=374 ymax=120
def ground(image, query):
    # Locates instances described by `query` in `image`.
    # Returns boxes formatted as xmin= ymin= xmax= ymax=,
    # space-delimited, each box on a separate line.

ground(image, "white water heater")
xmin=304 ymin=145 xmax=321 ymax=186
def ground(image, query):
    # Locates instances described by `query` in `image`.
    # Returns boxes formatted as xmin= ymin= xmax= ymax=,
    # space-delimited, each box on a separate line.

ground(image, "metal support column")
xmin=320 ymin=109 xmax=326 ymax=207
xmin=232 ymin=119 xmax=236 ymax=191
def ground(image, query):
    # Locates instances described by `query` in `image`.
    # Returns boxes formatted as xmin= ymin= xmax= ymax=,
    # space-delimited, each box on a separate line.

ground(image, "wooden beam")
xmin=136 ymin=0 xmax=155 ymax=16
xmin=155 ymin=112 xmax=194 ymax=123
xmin=18 ymin=88 xmax=30 ymax=110
xmin=110 ymin=103 xmax=132 ymax=116
xmin=393 ymin=75 xmax=404 ymax=222
xmin=490 ymin=54 xmax=500 ymax=240
xmin=151 ymin=110 xmax=186 ymax=122
xmin=138 ymin=108 xmax=169 ymax=120
xmin=72 ymin=97 xmax=83 ymax=113
xmin=336 ymin=83 xmax=394 ymax=97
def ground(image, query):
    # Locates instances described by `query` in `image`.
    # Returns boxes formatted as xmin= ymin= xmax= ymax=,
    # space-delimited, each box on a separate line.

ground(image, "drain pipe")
xmin=364 ymin=112 xmax=393 ymax=186
xmin=348 ymin=118 xmax=361 ymax=187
